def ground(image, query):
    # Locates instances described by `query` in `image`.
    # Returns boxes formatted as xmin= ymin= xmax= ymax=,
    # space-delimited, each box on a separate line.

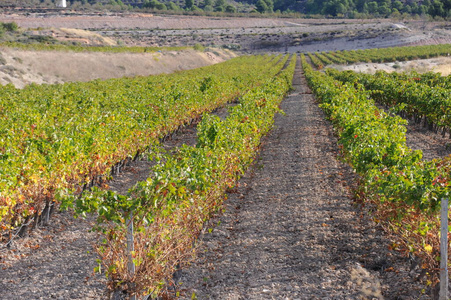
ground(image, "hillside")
xmin=0 ymin=47 xmax=234 ymax=88
xmin=3 ymin=0 xmax=451 ymax=18
xmin=0 ymin=13 xmax=450 ymax=55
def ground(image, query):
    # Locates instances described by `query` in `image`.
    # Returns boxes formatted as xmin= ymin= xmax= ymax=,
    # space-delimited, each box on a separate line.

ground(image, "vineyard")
xmin=305 ymin=44 xmax=451 ymax=70
xmin=0 ymin=53 xmax=296 ymax=297
xmin=2 ymin=42 xmax=451 ymax=299
xmin=0 ymin=54 xmax=288 ymax=232
xmin=301 ymin=46 xmax=451 ymax=292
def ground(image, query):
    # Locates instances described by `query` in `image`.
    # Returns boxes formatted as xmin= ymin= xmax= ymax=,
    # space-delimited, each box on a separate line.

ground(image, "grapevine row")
xmin=314 ymin=52 xmax=333 ymax=66
xmin=307 ymin=43 xmax=451 ymax=68
xmin=301 ymin=54 xmax=450 ymax=285
xmin=327 ymin=69 xmax=451 ymax=137
xmin=350 ymin=69 xmax=451 ymax=90
xmin=306 ymin=52 xmax=324 ymax=69
xmin=321 ymin=51 xmax=346 ymax=64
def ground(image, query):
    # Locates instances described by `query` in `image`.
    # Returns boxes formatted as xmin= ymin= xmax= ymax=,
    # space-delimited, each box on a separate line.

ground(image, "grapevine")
xmin=65 ymin=55 xmax=297 ymax=297
xmin=0 ymin=54 xmax=289 ymax=240
xmin=302 ymin=54 xmax=451 ymax=286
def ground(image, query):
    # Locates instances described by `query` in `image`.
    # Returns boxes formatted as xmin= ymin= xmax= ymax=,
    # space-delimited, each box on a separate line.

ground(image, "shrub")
xmin=2 ymin=22 xmax=18 ymax=32
xmin=193 ymin=43 xmax=205 ymax=51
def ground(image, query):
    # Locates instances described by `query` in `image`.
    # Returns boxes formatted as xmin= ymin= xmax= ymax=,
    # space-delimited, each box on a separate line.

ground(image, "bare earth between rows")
xmin=0 ymin=62 xmax=430 ymax=299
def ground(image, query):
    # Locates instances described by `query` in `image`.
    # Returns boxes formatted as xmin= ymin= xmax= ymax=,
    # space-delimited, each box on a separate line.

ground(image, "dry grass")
xmin=330 ymin=56 xmax=451 ymax=75
xmin=0 ymin=48 xmax=235 ymax=88
xmin=59 ymin=28 xmax=117 ymax=46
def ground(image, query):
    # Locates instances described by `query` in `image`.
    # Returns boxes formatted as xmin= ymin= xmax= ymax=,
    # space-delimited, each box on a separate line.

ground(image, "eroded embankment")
xmin=0 ymin=48 xmax=235 ymax=88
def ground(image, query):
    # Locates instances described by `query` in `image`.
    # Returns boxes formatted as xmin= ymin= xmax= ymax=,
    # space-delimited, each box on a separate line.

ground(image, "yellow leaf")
xmin=424 ymin=244 xmax=433 ymax=253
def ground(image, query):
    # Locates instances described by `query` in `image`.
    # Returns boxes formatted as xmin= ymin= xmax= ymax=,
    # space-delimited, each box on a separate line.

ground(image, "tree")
xmin=167 ymin=1 xmax=180 ymax=10
xmin=392 ymin=0 xmax=403 ymax=12
xmin=144 ymin=0 xmax=166 ymax=9
xmin=185 ymin=0 xmax=194 ymax=9
xmin=155 ymin=2 xmax=166 ymax=10
xmin=203 ymin=0 xmax=213 ymax=7
xmin=404 ymin=4 xmax=412 ymax=14
xmin=256 ymin=0 xmax=268 ymax=12
xmin=336 ymin=2 xmax=346 ymax=14
xmin=378 ymin=4 xmax=391 ymax=15
xmin=391 ymin=8 xmax=401 ymax=18
xmin=367 ymin=1 xmax=378 ymax=14
xmin=263 ymin=0 xmax=274 ymax=12
xmin=305 ymin=0 xmax=317 ymax=13
xmin=354 ymin=0 xmax=366 ymax=11
xmin=430 ymin=0 xmax=445 ymax=17
xmin=410 ymin=2 xmax=419 ymax=14
xmin=417 ymin=4 xmax=427 ymax=15
xmin=214 ymin=0 xmax=226 ymax=8
xmin=321 ymin=0 xmax=349 ymax=16
xmin=362 ymin=2 xmax=369 ymax=13
xmin=190 ymin=5 xmax=203 ymax=11
xmin=225 ymin=4 xmax=236 ymax=12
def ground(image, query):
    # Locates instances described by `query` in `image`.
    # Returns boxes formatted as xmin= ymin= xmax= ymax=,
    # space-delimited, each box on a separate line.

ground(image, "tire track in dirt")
xmin=176 ymin=59 xmax=428 ymax=299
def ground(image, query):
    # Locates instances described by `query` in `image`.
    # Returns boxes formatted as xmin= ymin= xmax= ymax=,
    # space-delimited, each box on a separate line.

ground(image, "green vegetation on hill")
xmin=5 ymin=0 xmax=451 ymax=19
xmin=0 ymin=21 xmax=198 ymax=52
xmin=303 ymin=0 xmax=451 ymax=18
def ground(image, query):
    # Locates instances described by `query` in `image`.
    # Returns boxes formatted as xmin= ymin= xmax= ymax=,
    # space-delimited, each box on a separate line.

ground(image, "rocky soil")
xmin=0 ymin=210 xmax=107 ymax=299
xmin=403 ymin=116 xmax=451 ymax=161
xmin=331 ymin=56 xmax=451 ymax=77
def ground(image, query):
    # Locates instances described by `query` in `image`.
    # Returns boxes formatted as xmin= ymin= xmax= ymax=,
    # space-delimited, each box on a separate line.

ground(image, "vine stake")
xmin=440 ymin=198 xmax=449 ymax=300
xmin=126 ymin=213 xmax=136 ymax=300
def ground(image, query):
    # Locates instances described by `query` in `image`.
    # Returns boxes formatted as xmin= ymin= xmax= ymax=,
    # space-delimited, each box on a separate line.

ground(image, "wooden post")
xmin=440 ymin=198 xmax=449 ymax=300
xmin=126 ymin=213 xmax=136 ymax=300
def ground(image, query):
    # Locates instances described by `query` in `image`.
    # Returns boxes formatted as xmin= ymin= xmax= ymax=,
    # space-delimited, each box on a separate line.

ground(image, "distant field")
xmin=0 ymin=12 xmax=450 ymax=52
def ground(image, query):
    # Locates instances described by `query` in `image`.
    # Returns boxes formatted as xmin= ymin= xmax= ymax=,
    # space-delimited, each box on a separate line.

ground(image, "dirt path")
xmin=0 ymin=210 xmax=107 ymax=299
xmin=176 ymin=59 xmax=428 ymax=299
xmin=404 ymin=119 xmax=451 ymax=161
